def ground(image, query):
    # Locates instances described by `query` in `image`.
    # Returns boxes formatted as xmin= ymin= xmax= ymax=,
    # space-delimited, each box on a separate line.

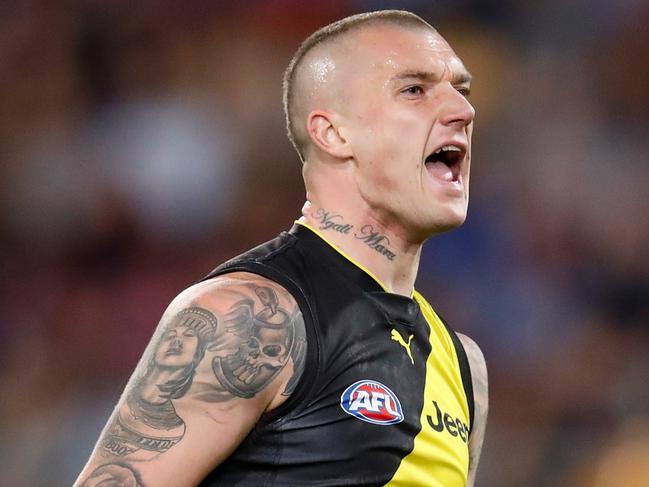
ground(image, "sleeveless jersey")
xmin=199 ymin=222 xmax=474 ymax=486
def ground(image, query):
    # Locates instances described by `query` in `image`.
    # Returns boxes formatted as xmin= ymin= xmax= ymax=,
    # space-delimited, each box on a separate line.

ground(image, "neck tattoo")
xmin=315 ymin=208 xmax=354 ymax=234
xmin=314 ymin=208 xmax=397 ymax=262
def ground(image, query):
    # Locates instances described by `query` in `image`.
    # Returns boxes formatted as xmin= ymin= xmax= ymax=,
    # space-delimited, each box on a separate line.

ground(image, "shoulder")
xmin=456 ymin=334 xmax=487 ymax=383
xmin=179 ymin=270 xmax=307 ymax=343
xmin=182 ymin=271 xmax=295 ymax=300
xmin=167 ymin=271 xmax=308 ymax=408
xmin=456 ymin=333 xmax=488 ymax=433
xmin=457 ymin=334 xmax=488 ymax=485
xmin=456 ymin=333 xmax=488 ymax=407
xmin=167 ymin=271 xmax=306 ymax=333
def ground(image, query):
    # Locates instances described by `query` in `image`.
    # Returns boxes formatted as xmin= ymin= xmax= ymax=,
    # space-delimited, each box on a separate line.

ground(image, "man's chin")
xmin=424 ymin=209 xmax=468 ymax=236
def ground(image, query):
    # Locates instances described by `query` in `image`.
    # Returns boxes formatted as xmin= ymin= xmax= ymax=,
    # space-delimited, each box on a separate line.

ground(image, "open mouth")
xmin=425 ymin=144 xmax=465 ymax=183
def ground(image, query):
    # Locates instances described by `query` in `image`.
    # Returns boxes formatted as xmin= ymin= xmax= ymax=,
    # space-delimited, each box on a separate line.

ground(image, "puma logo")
xmin=390 ymin=329 xmax=414 ymax=365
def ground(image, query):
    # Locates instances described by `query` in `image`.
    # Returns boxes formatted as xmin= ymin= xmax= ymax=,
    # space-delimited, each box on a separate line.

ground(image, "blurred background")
xmin=1 ymin=1 xmax=647 ymax=485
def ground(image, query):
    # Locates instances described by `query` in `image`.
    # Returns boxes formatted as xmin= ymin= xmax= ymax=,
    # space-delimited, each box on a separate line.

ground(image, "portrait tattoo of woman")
xmin=101 ymin=307 xmax=218 ymax=460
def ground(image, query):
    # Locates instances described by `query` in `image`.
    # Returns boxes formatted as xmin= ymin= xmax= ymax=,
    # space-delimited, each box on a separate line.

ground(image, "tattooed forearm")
xmin=354 ymin=224 xmax=396 ymax=261
xmin=81 ymin=462 xmax=145 ymax=487
xmin=101 ymin=307 xmax=219 ymax=459
xmin=315 ymin=208 xmax=354 ymax=234
xmin=210 ymin=286 xmax=297 ymax=399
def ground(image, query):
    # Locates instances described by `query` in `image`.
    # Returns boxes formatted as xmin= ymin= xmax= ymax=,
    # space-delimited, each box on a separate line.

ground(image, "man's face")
xmin=338 ymin=25 xmax=475 ymax=239
xmin=154 ymin=324 xmax=199 ymax=369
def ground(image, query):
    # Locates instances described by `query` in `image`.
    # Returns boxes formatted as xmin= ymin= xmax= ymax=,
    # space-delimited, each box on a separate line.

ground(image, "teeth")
xmin=434 ymin=145 xmax=462 ymax=155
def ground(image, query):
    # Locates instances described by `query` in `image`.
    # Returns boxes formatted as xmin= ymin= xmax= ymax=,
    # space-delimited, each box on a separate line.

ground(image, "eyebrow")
xmin=390 ymin=69 xmax=472 ymax=85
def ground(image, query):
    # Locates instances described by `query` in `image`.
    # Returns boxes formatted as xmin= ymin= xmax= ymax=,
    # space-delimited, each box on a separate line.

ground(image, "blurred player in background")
xmin=75 ymin=9 xmax=487 ymax=487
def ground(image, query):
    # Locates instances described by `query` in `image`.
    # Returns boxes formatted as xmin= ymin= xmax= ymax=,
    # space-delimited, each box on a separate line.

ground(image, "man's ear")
xmin=307 ymin=110 xmax=353 ymax=160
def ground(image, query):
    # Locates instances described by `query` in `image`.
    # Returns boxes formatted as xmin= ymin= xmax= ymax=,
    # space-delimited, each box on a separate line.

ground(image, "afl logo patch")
xmin=340 ymin=380 xmax=404 ymax=425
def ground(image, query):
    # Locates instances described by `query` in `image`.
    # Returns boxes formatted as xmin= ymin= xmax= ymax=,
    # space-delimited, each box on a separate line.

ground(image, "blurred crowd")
xmin=0 ymin=1 xmax=647 ymax=486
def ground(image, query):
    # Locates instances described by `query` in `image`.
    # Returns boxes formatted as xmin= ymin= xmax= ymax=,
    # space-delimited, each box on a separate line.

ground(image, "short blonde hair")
xmin=282 ymin=10 xmax=436 ymax=161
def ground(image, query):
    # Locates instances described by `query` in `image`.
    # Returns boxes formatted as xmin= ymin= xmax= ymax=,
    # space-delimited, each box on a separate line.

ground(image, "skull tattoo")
xmin=212 ymin=286 xmax=295 ymax=398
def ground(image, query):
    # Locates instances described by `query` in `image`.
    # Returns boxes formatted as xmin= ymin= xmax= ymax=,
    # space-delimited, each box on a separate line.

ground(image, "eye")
xmin=456 ymin=86 xmax=471 ymax=97
xmin=402 ymin=85 xmax=424 ymax=97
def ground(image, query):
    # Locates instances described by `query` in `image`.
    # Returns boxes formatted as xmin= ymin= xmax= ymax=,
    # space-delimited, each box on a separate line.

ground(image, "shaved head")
xmin=282 ymin=10 xmax=437 ymax=162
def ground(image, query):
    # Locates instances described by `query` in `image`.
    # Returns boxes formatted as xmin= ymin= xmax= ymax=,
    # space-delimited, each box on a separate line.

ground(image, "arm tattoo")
xmin=210 ymin=286 xmax=298 ymax=399
xmin=101 ymin=307 xmax=218 ymax=459
xmin=282 ymin=307 xmax=307 ymax=396
xmin=81 ymin=462 xmax=145 ymax=487
xmin=100 ymin=284 xmax=303 ymax=460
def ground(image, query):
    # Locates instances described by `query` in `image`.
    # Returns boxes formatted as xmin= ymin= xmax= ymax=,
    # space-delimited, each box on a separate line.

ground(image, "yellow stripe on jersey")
xmin=385 ymin=291 xmax=470 ymax=487
xmin=294 ymin=220 xmax=393 ymax=293
xmin=294 ymin=221 xmax=470 ymax=485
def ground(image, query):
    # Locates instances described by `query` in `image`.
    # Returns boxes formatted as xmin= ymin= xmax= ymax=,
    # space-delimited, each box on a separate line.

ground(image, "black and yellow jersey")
xmin=199 ymin=222 xmax=474 ymax=486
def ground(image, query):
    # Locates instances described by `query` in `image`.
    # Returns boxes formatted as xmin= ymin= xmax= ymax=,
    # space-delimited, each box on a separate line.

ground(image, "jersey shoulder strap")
xmin=438 ymin=315 xmax=475 ymax=435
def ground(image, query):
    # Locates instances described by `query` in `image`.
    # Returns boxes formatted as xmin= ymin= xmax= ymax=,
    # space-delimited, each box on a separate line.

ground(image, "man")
xmin=75 ymin=9 xmax=488 ymax=487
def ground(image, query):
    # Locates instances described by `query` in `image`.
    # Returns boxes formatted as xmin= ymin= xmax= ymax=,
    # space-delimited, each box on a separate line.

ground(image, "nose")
xmin=437 ymin=84 xmax=475 ymax=127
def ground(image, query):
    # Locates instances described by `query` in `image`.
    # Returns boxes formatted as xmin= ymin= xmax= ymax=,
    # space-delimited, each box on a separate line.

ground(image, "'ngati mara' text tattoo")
xmin=99 ymin=283 xmax=305 ymax=462
xmin=314 ymin=208 xmax=397 ymax=262
xmin=354 ymin=224 xmax=396 ymax=261
xmin=315 ymin=208 xmax=354 ymax=234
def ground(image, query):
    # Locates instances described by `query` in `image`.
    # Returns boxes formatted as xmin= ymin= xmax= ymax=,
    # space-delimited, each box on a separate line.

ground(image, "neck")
xmin=298 ymin=201 xmax=422 ymax=296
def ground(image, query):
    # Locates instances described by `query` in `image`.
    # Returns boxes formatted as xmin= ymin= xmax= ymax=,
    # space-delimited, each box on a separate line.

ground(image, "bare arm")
xmin=458 ymin=333 xmax=488 ymax=487
xmin=74 ymin=272 xmax=307 ymax=487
